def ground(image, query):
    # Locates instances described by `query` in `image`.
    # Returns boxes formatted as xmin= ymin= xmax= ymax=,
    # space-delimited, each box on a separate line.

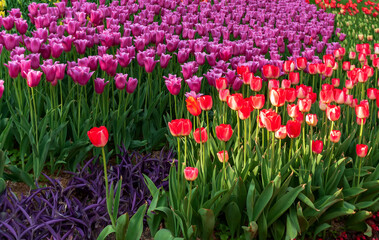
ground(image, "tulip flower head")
xmin=286 ymin=120 xmax=301 ymax=138
xmin=215 ymin=124 xmax=233 ymax=142
xmin=87 ymin=126 xmax=109 ymax=148
xmin=26 ymin=70 xmax=43 ymax=87
xmin=217 ymin=150 xmax=229 ymax=163
xmin=198 ymin=95 xmax=213 ymax=111
xmin=275 ymin=125 xmax=287 ymax=139
xmin=193 ymin=127 xmax=208 ymax=143
xmin=306 ymin=114 xmax=318 ymax=126
xmin=312 ymin=140 xmax=323 ymax=154
xmin=184 ymin=167 xmax=198 ymax=181
xmin=186 ymin=96 xmax=202 ymax=116
xmin=260 ymin=109 xmax=281 ymax=132
xmin=330 ymin=130 xmax=341 ymax=143
xmin=356 ymin=144 xmax=368 ymax=158
xmin=168 ymin=119 xmax=192 ymax=137
xmin=326 ymin=105 xmax=341 ymax=121
xmin=0 ymin=80 xmax=4 ymax=99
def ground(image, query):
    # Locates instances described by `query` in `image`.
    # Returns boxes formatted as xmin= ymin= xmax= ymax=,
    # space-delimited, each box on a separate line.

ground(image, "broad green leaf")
xmin=246 ymin=179 xmax=256 ymax=222
xmin=125 ymin=203 xmax=147 ymax=240
xmin=252 ymin=181 xmax=274 ymax=221
xmin=225 ymin=202 xmax=241 ymax=237
xmin=97 ymin=225 xmax=116 ymax=240
xmin=115 ymin=213 xmax=129 ymax=240
xmin=198 ymin=208 xmax=215 ymax=240
xmin=313 ymin=223 xmax=331 ymax=240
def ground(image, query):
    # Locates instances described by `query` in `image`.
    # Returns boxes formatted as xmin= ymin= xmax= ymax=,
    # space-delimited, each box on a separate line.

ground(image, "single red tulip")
xmin=285 ymin=88 xmax=297 ymax=103
xmin=283 ymin=60 xmax=295 ymax=73
xmin=286 ymin=120 xmax=301 ymax=138
xmin=281 ymin=79 xmax=291 ymax=89
xmin=168 ymin=119 xmax=192 ymax=137
xmin=198 ymin=95 xmax=213 ymax=111
xmin=186 ymin=96 xmax=202 ymax=116
xmin=184 ymin=167 xmax=198 ymax=181
xmin=342 ymin=61 xmax=351 ymax=71
xmin=87 ymin=126 xmax=109 ymax=147
xmin=287 ymin=104 xmax=300 ymax=118
xmin=289 ymin=72 xmax=299 ymax=85
xmin=355 ymin=102 xmax=369 ymax=119
xmin=306 ymin=114 xmax=318 ymax=126
xmin=216 ymin=77 xmax=227 ymax=90
xmin=263 ymin=64 xmax=280 ymax=79
xmin=250 ymin=76 xmax=262 ymax=92
xmin=250 ymin=94 xmax=265 ymax=110
xmin=330 ymin=130 xmax=341 ymax=143
xmin=298 ymin=98 xmax=312 ymax=113
xmin=260 ymin=109 xmax=281 ymax=132
xmin=238 ymin=101 xmax=251 ymax=120
xmin=270 ymin=88 xmax=286 ymax=107
xmin=227 ymin=93 xmax=244 ymax=111
xmin=193 ymin=127 xmax=208 ymax=143
xmin=296 ymin=57 xmax=307 ymax=70
xmin=312 ymin=140 xmax=323 ymax=154
xmin=215 ymin=124 xmax=233 ymax=142
xmin=275 ymin=125 xmax=287 ymax=139
xmin=308 ymin=63 xmax=317 ymax=75
xmin=367 ymin=88 xmax=377 ymax=100
xmin=237 ymin=65 xmax=249 ymax=76
xmin=326 ymin=105 xmax=341 ymax=121
xmin=219 ymin=89 xmax=230 ymax=102
xmin=242 ymin=72 xmax=253 ymax=85
xmin=333 ymin=89 xmax=345 ymax=104
xmin=356 ymin=144 xmax=368 ymax=158
xmin=217 ymin=150 xmax=229 ymax=163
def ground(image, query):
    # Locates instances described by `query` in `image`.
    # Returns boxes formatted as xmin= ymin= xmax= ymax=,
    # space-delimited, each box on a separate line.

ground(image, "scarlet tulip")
xmin=238 ymin=101 xmax=251 ymax=120
xmin=217 ymin=150 xmax=229 ymax=163
xmin=298 ymin=98 xmax=312 ymax=112
xmin=242 ymin=72 xmax=253 ymax=85
xmin=287 ymin=104 xmax=300 ymax=118
xmin=285 ymin=88 xmax=296 ymax=103
xmin=355 ymin=102 xmax=369 ymax=119
xmin=215 ymin=124 xmax=233 ymax=142
xmin=237 ymin=65 xmax=249 ymax=76
xmin=296 ymin=57 xmax=307 ymax=70
xmin=342 ymin=62 xmax=351 ymax=71
xmin=332 ymin=78 xmax=340 ymax=87
xmin=184 ymin=167 xmax=198 ymax=181
xmin=333 ymin=89 xmax=345 ymax=104
xmin=193 ymin=127 xmax=208 ymax=143
xmin=308 ymin=63 xmax=317 ymax=75
xmin=326 ymin=105 xmax=341 ymax=121
xmin=186 ymin=97 xmax=202 ymax=116
xmin=356 ymin=144 xmax=368 ymax=158
xmin=312 ymin=140 xmax=323 ymax=154
xmin=87 ymin=126 xmax=109 ymax=147
xmin=216 ymin=77 xmax=228 ymax=90
xmin=168 ymin=119 xmax=192 ymax=137
xmin=262 ymin=64 xmax=280 ymax=79
xmin=219 ymin=89 xmax=230 ymax=102
xmin=367 ymin=88 xmax=377 ymax=100
xmin=289 ymin=72 xmax=299 ymax=85
xmin=227 ymin=93 xmax=244 ymax=110
xmin=283 ymin=60 xmax=295 ymax=73
xmin=198 ymin=95 xmax=213 ymax=111
xmin=330 ymin=130 xmax=341 ymax=143
xmin=250 ymin=77 xmax=262 ymax=92
xmin=250 ymin=94 xmax=265 ymax=110
xmin=281 ymin=79 xmax=291 ymax=89
xmin=275 ymin=125 xmax=287 ymax=139
xmin=286 ymin=120 xmax=301 ymax=138
xmin=260 ymin=109 xmax=281 ymax=132
xmin=306 ymin=114 xmax=318 ymax=126
xmin=269 ymin=88 xmax=285 ymax=107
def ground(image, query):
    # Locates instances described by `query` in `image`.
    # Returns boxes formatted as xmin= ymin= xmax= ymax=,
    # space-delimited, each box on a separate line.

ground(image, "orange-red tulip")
xmin=186 ymin=96 xmax=202 ymax=116
xmin=87 ymin=126 xmax=109 ymax=147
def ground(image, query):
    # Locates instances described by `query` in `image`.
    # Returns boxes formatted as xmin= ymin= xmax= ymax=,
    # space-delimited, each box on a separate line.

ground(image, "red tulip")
xmin=296 ymin=84 xmax=308 ymax=99
xmin=326 ymin=105 xmax=341 ymax=121
xmin=306 ymin=114 xmax=318 ymax=126
xmin=330 ymin=130 xmax=341 ymax=143
xmin=237 ymin=65 xmax=249 ymax=76
xmin=342 ymin=61 xmax=351 ymax=71
xmin=238 ymin=100 xmax=251 ymax=120
xmin=298 ymin=98 xmax=312 ymax=112
xmin=243 ymin=72 xmax=253 ymax=85
xmin=289 ymin=72 xmax=299 ymax=85
xmin=332 ymin=78 xmax=340 ymax=87
xmin=283 ymin=60 xmax=295 ymax=73
xmin=186 ymin=96 xmax=202 ymax=116
xmin=216 ymin=77 xmax=227 ymax=90
xmin=367 ymin=88 xmax=377 ymax=100
xmin=287 ymin=104 xmax=300 ymax=118
xmin=269 ymin=88 xmax=286 ymax=107
xmin=323 ymin=54 xmax=335 ymax=68
xmin=219 ymin=89 xmax=230 ymax=102
xmin=193 ymin=127 xmax=208 ymax=143
xmin=250 ymin=76 xmax=262 ymax=92
xmin=320 ymin=89 xmax=335 ymax=104
xmin=317 ymin=63 xmax=326 ymax=74
xmin=286 ymin=120 xmax=301 ymax=138
xmin=285 ymin=88 xmax=297 ymax=103
xmin=349 ymin=51 xmax=356 ymax=59
xmin=215 ymin=124 xmax=233 ymax=142
xmin=87 ymin=126 xmax=109 ymax=147
xmin=356 ymin=117 xmax=367 ymax=125
xmin=355 ymin=102 xmax=369 ymax=119
xmin=184 ymin=167 xmax=198 ymax=181
xmin=260 ymin=109 xmax=281 ymax=132
xmin=198 ymin=95 xmax=213 ymax=111
xmin=250 ymin=94 xmax=265 ymax=110
xmin=275 ymin=125 xmax=287 ymax=139
xmin=268 ymin=79 xmax=279 ymax=91
xmin=227 ymin=93 xmax=244 ymax=111
xmin=263 ymin=64 xmax=280 ymax=79
xmin=333 ymin=89 xmax=345 ymax=104
xmin=281 ymin=79 xmax=291 ymax=89
xmin=217 ymin=150 xmax=229 ymax=163
xmin=168 ymin=119 xmax=192 ymax=137
xmin=312 ymin=140 xmax=323 ymax=154
xmin=308 ymin=63 xmax=317 ymax=75
xmin=356 ymin=144 xmax=368 ymax=158
xmin=296 ymin=57 xmax=307 ymax=70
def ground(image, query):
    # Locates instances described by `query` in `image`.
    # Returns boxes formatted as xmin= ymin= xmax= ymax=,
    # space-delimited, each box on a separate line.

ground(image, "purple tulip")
xmin=50 ymin=42 xmax=64 ymax=58
xmin=164 ymin=74 xmax=182 ymax=95
xmin=29 ymin=53 xmax=41 ymax=69
xmin=185 ymin=76 xmax=202 ymax=93
xmin=99 ymin=54 xmax=118 ymax=76
xmin=206 ymin=53 xmax=217 ymax=66
xmin=54 ymin=63 xmax=67 ymax=81
xmin=175 ymin=48 xmax=190 ymax=64
xmin=41 ymin=63 xmax=56 ymax=83
xmin=116 ymin=52 xmax=132 ymax=68
xmin=126 ymin=77 xmax=138 ymax=94
xmin=219 ymin=46 xmax=233 ymax=61
xmin=74 ymin=39 xmax=88 ymax=55
xmin=144 ymin=56 xmax=158 ymax=73
xmin=20 ymin=60 xmax=32 ymax=79
xmin=2 ymin=34 xmax=20 ymax=51
xmin=181 ymin=61 xmax=198 ymax=80
xmin=94 ymin=78 xmax=109 ymax=94
xmin=2 ymin=16 xmax=14 ymax=31
xmin=70 ymin=66 xmax=94 ymax=86
xmin=15 ymin=19 xmax=28 ymax=35
xmin=4 ymin=61 xmax=20 ymax=79
xmin=26 ymin=70 xmax=43 ymax=88
xmin=0 ymin=80 xmax=4 ymax=99
xmin=114 ymin=73 xmax=128 ymax=90
xmin=40 ymin=44 xmax=51 ymax=59
xmin=87 ymin=56 xmax=99 ymax=71
xmin=62 ymin=36 xmax=74 ymax=52
xmin=160 ymin=54 xmax=171 ymax=69
xmin=195 ymin=52 xmax=206 ymax=65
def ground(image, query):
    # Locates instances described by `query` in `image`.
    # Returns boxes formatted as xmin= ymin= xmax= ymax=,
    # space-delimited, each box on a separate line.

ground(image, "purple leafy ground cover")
xmin=0 ymin=147 xmax=173 ymax=239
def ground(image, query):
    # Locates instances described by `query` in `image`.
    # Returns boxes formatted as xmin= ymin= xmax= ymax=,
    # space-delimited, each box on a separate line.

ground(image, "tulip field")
xmin=0 ymin=0 xmax=379 ymax=239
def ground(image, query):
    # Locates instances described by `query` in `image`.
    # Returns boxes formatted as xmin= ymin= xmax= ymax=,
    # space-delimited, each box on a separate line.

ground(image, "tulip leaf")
xmin=225 ymin=202 xmax=241 ymax=237
xmin=267 ymin=184 xmax=305 ymax=227
xmin=252 ymin=181 xmax=273 ymax=222
xmin=246 ymin=179 xmax=256 ymax=222
xmin=198 ymin=208 xmax=215 ymax=240
xmin=313 ymin=223 xmax=331 ymax=240
xmin=125 ymin=203 xmax=147 ymax=240
xmin=115 ymin=213 xmax=129 ymax=240
xmin=97 ymin=225 xmax=116 ymax=240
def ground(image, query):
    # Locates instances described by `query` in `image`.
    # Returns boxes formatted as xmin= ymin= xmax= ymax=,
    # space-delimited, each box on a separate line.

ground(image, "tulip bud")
xmin=356 ymin=144 xmax=368 ymax=158
xmin=306 ymin=114 xmax=318 ymax=126
xmin=87 ymin=126 xmax=109 ymax=147
xmin=312 ymin=140 xmax=323 ymax=154
xmin=217 ymin=150 xmax=229 ymax=163
xmin=330 ymin=130 xmax=341 ymax=143
xmin=219 ymin=89 xmax=230 ymax=102
xmin=193 ymin=127 xmax=208 ymax=143
xmin=275 ymin=125 xmax=287 ymax=139
xmin=184 ymin=167 xmax=198 ymax=181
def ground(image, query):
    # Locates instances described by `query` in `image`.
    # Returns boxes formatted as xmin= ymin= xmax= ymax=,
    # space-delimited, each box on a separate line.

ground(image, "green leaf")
xmin=267 ymin=184 xmax=305 ymax=227
xmin=242 ymin=221 xmax=258 ymax=240
xmin=298 ymin=192 xmax=319 ymax=212
xmin=97 ymin=225 xmax=116 ymax=240
xmin=113 ymin=179 xmax=123 ymax=221
xmin=154 ymin=229 xmax=175 ymax=240
xmin=115 ymin=213 xmax=129 ymax=240
xmin=252 ymin=181 xmax=274 ymax=221
xmin=125 ymin=203 xmax=147 ymax=240
xmin=313 ymin=223 xmax=331 ymax=240
xmin=143 ymin=174 xmax=158 ymax=196
xmin=0 ymin=178 xmax=5 ymax=194
xmin=246 ymin=179 xmax=256 ymax=222
xmin=355 ymin=198 xmax=379 ymax=210
xmin=342 ymin=187 xmax=367 ymax=200
xmin=198 ymin=208 xmax=215 ymax=240
xmin=225 ymin=202 xmax=241 ymax=237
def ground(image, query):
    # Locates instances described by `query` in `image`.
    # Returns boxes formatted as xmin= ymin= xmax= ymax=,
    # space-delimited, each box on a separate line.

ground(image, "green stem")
xmin=187 ymin=181 xmax=193 ymax=224
xmin=271 ymin=132 xmax=275 ymax=179
xmin=223 ymin=141 xmax=227 ymax=188
xmin=244 ymin=120 xmax=247 ymax=169
xmin=256 ymin=109 xmax=260 ymax=142
xmin=102 ymin=147 xmax=116 ymax=228
xmin=31 ymin=87 xmax=39 ymax=148
xmin=177 ymin=137 xmax=181 ymax=184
